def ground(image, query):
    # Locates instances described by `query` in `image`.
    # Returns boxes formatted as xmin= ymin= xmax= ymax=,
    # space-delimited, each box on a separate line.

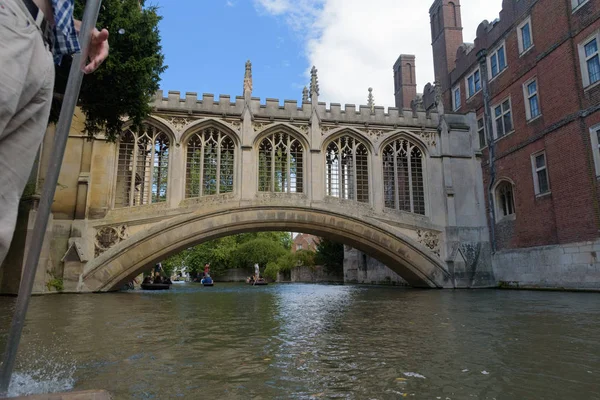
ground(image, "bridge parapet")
xmin=153 ymin=90 xmax=439 ymax=130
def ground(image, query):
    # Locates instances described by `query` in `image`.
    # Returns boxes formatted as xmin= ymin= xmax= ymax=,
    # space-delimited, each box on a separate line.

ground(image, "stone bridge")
xmin=0 ymin=65 xmax=494 ymax=293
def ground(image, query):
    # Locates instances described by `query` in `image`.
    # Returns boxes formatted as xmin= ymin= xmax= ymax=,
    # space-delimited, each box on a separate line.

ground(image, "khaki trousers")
xmin=0 ymin=0 xmax=54 ymax=265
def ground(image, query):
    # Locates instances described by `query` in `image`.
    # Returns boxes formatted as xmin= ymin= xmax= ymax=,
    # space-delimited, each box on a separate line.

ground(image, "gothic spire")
xmin=367 ymin=87 xmax=375 ymax=114
xmin=310 ymin=66 xmax=319 ymax=99
xmin=302 ymin=86 xmax=309 ymax=103
xmin=243 ymin=60 xmax=253 ymax=97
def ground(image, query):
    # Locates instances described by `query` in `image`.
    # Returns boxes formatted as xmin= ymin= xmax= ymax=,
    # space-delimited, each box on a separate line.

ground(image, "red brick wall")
xmin=434 ymin=0 xmax=600 ymax=250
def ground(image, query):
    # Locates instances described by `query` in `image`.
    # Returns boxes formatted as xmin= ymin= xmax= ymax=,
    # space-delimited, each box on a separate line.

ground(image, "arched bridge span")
xmin=81 ymin=205 xmax=453 ymax=292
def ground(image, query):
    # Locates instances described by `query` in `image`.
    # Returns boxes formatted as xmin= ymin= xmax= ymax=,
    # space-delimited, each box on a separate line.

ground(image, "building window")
xmin=495 ymin=181 xmax=515 ymax=219
xmin=492 ymin=98 xmax=513 ymax=139
xmin=579 ymin=35 xmax=600 ymax=87
xmin=382 ymin=138 xmax=425 ymax=215
xmin=477 ymin=118 xmax=486 ymax=148
xmin=452 ymin=86 xmax=461 ymax=111
xmin=531 ymin=151 xmax=550 ymax=195
xmin=466 ymin=69 xmax=481 ymax=98
xmin=572 ymin=0 xmax=589 ymax=10
xmin=115 ymin=124 xmax=170 ymax=208
xmin=186 ymin=127 xmax=235 ymax=198
xmin=325 ymin=135 xmax=369 ymax=203
xmin=488 ymin=43 xmax=507 ymax=79
xmin=258 ymin=132 xmax=304 ymax=193
xmin=296 ymin=244 xmax=303 ymax=251
xmin=518 ymin=17 xmax=533 ymax=54
xmin=523 ymin=78 xmax=541 ymax=120
xmin=590 ymin=125 xmax=600 ymax=176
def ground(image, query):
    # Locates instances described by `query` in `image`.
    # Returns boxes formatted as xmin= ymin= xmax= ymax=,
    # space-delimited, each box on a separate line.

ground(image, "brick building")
xmin=422 ymin=0 xmax=600 ymax=287
xmin=292 ymin=233 xmax=319 ymax=253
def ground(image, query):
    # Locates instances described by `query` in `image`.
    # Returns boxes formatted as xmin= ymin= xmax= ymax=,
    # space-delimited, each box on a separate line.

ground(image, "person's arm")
xmin=73 ymin=20 xmax=109 ymax=74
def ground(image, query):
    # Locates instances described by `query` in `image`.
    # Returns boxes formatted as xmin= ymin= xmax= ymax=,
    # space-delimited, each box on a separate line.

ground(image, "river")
xmin=0 ymin=283 xmax=599 ymax=399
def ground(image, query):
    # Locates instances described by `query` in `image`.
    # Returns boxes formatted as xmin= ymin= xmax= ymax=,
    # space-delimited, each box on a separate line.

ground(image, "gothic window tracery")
xmin=325 ymin=135 xmax=369 ymax=203
xmin=382 ymin=138 xmax=425 ymax=215
xmin=186 ymin=127 xmax=235 ymax=197
xmin=115 ymin=124 xmax=170 ymax=208
xmin=258 ymin=132 xmax=304 ymax=193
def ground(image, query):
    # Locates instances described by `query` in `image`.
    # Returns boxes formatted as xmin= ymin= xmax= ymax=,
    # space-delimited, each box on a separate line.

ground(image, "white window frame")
xmin=523 ymin=77 xmax=541 ymax=121
xmin=477 ymin=117 xmax=486 ymax=149
xmin=491 ymin=97 xmax=514 ymax=140
xmin=488 ymin=41 xmax=508 ymax=80
xmin=590 ymin=125 xmax=600 ymax=177
xmin=517 ymin=16 xmax=534 ymax=55
xmin=572 ymin=0 xmax=589 ymax=12
xmin=297 ymin=244 xmax=303 ymax=251
xmin=452 ymin=85 xmax=461 ymax=111
xmin=465 ymin=68 xmax=482 ymax=99
xmin=578 ymin=31 xmax=600 ymax=88
xmin=531 ymin=151 xmax=550 ymax=196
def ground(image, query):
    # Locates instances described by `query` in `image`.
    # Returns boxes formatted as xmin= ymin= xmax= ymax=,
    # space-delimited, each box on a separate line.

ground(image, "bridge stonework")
xmin=0 ymin=69 xmax=495 ymax=293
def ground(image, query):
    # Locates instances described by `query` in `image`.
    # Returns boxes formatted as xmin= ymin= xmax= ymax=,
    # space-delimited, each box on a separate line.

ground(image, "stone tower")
xmin=430 ymin=0 xmax=464 ymax=92
xmin=393 ymin=54 xmax=417 ymax=110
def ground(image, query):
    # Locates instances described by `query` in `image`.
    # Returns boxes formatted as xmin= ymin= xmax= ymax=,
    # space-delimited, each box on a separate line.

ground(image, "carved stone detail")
xmin=253 ymin=122 xmax=271 ymax=132
xmin=95 ymin=225 xmax=129 ymax=257
xmin=293 ymin=124 xmax=309 ymax=135
xmin=415 ymin=130 xmax=437 ymax=147
xmin=168 ymin=117 xmax=192 ymax=131
xmin=365 ymin=129 xmax=385 ymax=140
xmin=225 ymin=120 xmax=242 ymax=131
xmin=417 ymin=229 xmax=440 ymax=257
xmin=321 ymin=125 xmax=335 ymax=135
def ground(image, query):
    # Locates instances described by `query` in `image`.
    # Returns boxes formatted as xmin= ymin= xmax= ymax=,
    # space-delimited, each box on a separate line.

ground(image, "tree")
xmin=232 ymin=238 xmax=288 ymax=271
xmin=315 ymin=238 xmax=344 ymax=275
xmin=52 ymin=0 xmax=167 ymax=140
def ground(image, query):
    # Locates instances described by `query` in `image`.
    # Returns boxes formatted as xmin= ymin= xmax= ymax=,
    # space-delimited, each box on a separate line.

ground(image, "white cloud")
xmin=254 ymin=0 xmax=503 ymax=107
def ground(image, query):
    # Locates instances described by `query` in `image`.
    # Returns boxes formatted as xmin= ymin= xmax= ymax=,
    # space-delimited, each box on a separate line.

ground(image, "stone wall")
xmin=493 ymin=239 xmax=600 ymax=290
xmin=343 ymin=247 xmax=410 ymax=286
xmin=288 ymin=265 xmax=343 ymax=283
xmin=215 ymin=268 xmax=248 ymax=282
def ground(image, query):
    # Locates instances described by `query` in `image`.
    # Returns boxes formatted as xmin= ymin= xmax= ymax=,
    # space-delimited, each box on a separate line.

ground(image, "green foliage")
xmin=232 ymin=238 xmax=288 ymax=270
xmin=263 ymin=250 xmax=316 ymax=280
xmin=46 ymin=277 xmax=64 ymax=292
xmin=160 ymin=232 xmax=292 ymax=278
xmin=52 ymin=0 xmax=166 ymax=140
xmin=315 ymin=237 xmax=344 ymax=275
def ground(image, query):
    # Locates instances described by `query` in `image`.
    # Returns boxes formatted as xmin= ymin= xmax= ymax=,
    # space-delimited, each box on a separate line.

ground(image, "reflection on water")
xmin=1 ymin=284 xmax=599 ymax=399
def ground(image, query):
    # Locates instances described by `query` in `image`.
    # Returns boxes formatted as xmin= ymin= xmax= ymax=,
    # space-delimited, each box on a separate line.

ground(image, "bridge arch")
xmin=81 ymin=206 xmax=452 ymax=292
xmin=180 ymin=118 xmax=241 ymax=147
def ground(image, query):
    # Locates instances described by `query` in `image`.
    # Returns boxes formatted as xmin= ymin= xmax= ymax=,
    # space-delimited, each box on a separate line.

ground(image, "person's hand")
xmin=84 ymin=27 xmax=109 ymax=74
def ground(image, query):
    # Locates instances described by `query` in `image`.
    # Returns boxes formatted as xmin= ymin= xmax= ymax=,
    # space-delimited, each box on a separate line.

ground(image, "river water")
xmin=0 ymin=283 xmax=599 ymax=399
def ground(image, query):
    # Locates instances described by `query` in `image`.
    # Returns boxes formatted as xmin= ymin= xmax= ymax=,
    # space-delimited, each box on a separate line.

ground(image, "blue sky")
xmin=153 ymin=0 xmax=502 ymax=107
xmin=153 ymin=0 xmax=309 ymax=102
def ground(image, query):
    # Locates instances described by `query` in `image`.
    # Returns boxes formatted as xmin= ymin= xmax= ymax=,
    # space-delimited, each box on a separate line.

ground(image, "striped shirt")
xmin=51 ymin=0 xmax=80 ymax=64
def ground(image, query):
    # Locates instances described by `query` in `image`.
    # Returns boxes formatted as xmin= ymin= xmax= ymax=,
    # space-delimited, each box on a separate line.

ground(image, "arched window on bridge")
xmin=325 ymin=135 xmax=369 ymax=203
xmin=114 ymin=125 xmax=170 ymax=208
xmin=186 ymin=128 xmax=235 ymax=197
xmin=382 ymin=138 xmax=425 ymax=215
xmin=258 ymin=132 xmax=304 ymax=193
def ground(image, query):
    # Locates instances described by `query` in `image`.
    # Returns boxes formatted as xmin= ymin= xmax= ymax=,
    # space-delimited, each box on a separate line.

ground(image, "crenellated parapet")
xmin=152 ymin=90 xmax=440 ymax=131
xmin=450 ymin=0 xmax=535 ymax=84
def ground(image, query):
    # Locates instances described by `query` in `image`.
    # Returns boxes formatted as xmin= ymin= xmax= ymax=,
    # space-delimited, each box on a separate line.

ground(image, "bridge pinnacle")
xmin=310 ymin=66 xmax=319 ymax=100
xmin=302 ymin=86 xmax=309 ymax=103
xmin=367 ymin=87 xmax=375 ymax=114
xmin=243 ymin=60 xmax=253 ymax=98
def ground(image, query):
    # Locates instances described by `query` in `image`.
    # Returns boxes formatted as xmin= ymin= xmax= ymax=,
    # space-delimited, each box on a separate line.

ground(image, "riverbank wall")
xmin=493 ymin=239 xmax=600 ymax=290
xmin=343 ymin=247 xmax=410 ymax=286
xmin=277 ymin=265 xmax=343 ymax=284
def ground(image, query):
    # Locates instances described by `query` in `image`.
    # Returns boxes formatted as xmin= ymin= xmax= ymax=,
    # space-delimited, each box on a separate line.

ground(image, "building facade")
xmin=292 ymin=233 xmax=319 ymax=253
xmin=429 ymin=0 xmax=600 ymax=288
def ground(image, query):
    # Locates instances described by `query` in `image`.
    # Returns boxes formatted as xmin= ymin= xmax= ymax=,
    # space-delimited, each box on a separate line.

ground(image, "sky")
xmin=152 ymin=0 xmax=503 ymax=108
